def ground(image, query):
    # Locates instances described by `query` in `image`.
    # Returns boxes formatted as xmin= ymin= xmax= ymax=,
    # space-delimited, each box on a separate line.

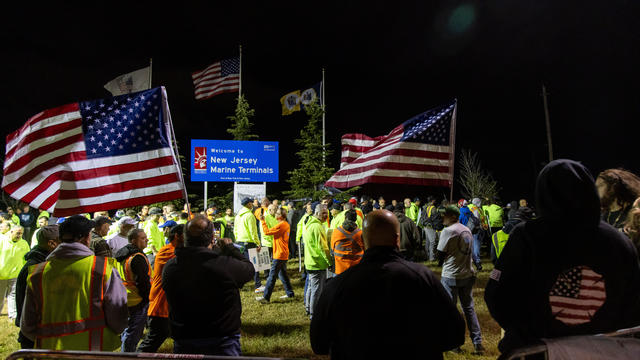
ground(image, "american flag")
xmin=2 ymin=87 xmax=185 ymax=217
xmin=192 ymin=57 xmax=240 ymax=100
xmin=325 ymin=100 xmax=456 ymax=188
xmin=549 ymin=266 xmax=607 ymax=325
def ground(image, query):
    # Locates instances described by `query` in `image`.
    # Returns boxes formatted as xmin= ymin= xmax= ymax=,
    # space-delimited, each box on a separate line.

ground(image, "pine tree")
xmin=227 ymin=95 xmax=258 ymax=140
xmin=284 ymin=99 xmax=334 ymax=200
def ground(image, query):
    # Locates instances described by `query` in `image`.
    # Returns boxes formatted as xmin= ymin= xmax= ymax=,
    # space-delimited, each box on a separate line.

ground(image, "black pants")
xmin=137 ymin=316 xmax=170 ymax=353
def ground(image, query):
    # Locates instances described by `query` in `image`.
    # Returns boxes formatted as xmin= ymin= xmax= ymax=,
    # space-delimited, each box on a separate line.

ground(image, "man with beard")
xmin=595 ymin=168 xmax=640 ymax=231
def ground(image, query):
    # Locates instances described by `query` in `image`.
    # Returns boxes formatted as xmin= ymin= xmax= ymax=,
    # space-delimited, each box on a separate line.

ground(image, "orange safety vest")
xmin=331 ymin=226 xmax=364 ymax=275
xmin=118 ymin=252 xmax=151 ymax=307
xmin=28 ymin=256 xmax=121 ymax=351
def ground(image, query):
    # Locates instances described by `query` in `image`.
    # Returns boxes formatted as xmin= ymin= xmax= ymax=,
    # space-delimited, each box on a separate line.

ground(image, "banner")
xmin=191 ymin=140 xmax=279 ymax=182
xmin=233 ymin=183 xmax=266 ymax=215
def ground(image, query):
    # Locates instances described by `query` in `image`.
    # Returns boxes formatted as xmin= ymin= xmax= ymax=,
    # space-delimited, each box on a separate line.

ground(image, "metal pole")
xmin=448 ymin=101 xmax=458 ymax=203
xmin=148 ymin=58 xmax=153 ymax=89
xmin=321 ymin=68 xmax=326 ymax=166
xmin=204 ymin=181 xmax=208 ymax=211
xmin=239 ymin=45 xmax=242 ymax=98
xmin=542 ymin=84 xmax=553 ymax=162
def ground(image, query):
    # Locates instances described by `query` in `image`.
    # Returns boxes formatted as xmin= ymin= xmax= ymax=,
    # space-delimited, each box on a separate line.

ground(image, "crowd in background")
xmin=1 ymin=160 xmax=640 ymax=358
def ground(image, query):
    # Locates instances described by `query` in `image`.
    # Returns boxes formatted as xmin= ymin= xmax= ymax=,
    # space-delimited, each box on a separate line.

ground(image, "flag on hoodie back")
xmin=104 ymin=66 xmax=151 ymax=96
xmin=325 ymin=100 xmax=457 ymax=188
xmin=2 ymin=87 xmax=185 ymax=216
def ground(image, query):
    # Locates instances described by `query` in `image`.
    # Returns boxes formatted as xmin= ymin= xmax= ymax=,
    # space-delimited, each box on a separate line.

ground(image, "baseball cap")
xmin=457 ymin=199 xmax=468 ymax=207
xmin=118 ymin=216 xmax=138 ymax=226
xmin=413 ymin=197 xmax=420 ymax=202
xmin=348 ymin=198 xmax=357 ymax=205
xmin=59 ymin=215 xmax=95 ymax=241
xmin=94 ymin=216 xmax=113 ymax=228
xmin=331 ymin=203 xmax=342 ymax=211
xmin=159 ymin=220 xmax=177 ymax=229
xmin=37 ymin=225 xmax=59 ymax=243
xmin=241 ymin=197 xmax=253 ymax=206
xmin=149 ymin=207 xmax=163 ymax=215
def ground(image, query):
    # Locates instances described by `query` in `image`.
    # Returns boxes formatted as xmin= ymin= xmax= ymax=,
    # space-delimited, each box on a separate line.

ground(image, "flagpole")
xmin=542 ymin=84 xmax=553 ymax=162
xmin=148 ymin=58 xmax=153 ymax=89
xmin=322 ymin=68 xmax=326 ymax=166
xmin=448 ymin=100 xmax=458 ymax=203
xmin=161 ymin=87 xmax=190 ymax=214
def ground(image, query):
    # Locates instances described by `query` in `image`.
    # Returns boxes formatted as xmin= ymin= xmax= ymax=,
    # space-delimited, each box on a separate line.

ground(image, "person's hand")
xmin=259 ymin=214 xmax=265 ymax=221
xmin=257 ymin=244 xmax=262 ymax=251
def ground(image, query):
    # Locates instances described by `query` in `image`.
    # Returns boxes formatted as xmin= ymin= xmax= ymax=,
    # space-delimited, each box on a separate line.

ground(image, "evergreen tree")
xmin=227 ymin=95 xmax=258 ymax=140
xmin=284 ymin=99 xmax=335 ymax=200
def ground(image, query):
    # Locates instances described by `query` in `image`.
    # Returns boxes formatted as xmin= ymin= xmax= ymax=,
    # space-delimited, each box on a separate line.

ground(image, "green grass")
xmin=1 ymin=259 xmax=502 ymax=359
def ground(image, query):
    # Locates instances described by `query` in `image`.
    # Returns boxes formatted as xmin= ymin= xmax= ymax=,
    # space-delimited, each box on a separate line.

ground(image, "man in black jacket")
xmin=311 ymin=209 xmax=465 ymax=359
xmin=162 ymin=215 xmax=254 ymax=356
xmin=115 ymin=228 xmax=151 ymax=352
xmin=486 ymin=159 xmax=640 ymax=355
xmin=14 ymin=225 xmax=59 ymax=349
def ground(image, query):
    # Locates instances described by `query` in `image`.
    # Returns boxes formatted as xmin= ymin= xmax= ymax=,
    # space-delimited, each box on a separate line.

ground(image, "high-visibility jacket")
xmin=331 ymin=226 xmax=364 ymax=274
xmin=330 ymin=211 xmax=363 ymax=230
xmin=468 ymin=204 xmax=488 ymax=229
xmin=483 ymin=204 xmax=504 ymax=228
xmin=0 ymin=236 xmax=29 ymax=279
xmin=405 ymin=203 xmax=419 ymax=223
xmin=234 ymin=206 xmax=259 ymax=244
xmin=355 ymin=207 xmax=364 ymax=221
xmin=148 ymin=242 xmax=176 ymax=318
xmin=260 ymin=213 xmax=277 ymax=247
xmin=117 ymin=253 xmax=151 ymax=307
xmin=492 ymin=230 xmax=510 ymax=259
xmin=143 ymin=220 xmax=164 ymax=255
xmin=296 ymin=213 xmax=311 ymax=243
xmin=214 ymin=217 xmax=227 ymax=238
xmin=27 ymin=256 xmax=121 ymax=351
xmin=303 ymin=216 xmax=331 ymax=270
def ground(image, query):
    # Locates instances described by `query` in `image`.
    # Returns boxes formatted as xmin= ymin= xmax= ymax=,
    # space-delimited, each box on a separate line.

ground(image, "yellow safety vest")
xmin=492 ymin=230 xmax=510 ymax=259
xmin=117 ymin=253 xmax=151 ymax=307
xmin=28 ymin=256 xmax=120 ymax=351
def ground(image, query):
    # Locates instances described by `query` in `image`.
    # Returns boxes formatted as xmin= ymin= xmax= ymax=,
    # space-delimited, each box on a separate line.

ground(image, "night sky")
xmin=2 ymin=2 xmax=639 ymax=205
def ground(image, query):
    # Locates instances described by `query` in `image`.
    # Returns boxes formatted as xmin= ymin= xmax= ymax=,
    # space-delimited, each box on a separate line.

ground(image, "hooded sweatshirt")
xmin=485 ymin=159 xmax=640 ymax=354
xmin=115 ymin=243 xmax=151 ymax=305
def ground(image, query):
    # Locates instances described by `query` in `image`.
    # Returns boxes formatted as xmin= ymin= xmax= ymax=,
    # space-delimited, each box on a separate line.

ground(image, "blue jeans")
xmin=121 ymin=302 xmax=149 ymax=352
xmin=238 ymin=242 xmax=261 ymax=288
xmin=174 ymin=333 xmax=241 ymax=356
xmin=263 ymin=259 xmax=294 ymax=301
xmin=305 ymin=269 xmax=326 ymax=319
xmin=472 ymin=233 xmax=481 ymax=266
xmin=441 ymin=277 xmax=482 ymax=345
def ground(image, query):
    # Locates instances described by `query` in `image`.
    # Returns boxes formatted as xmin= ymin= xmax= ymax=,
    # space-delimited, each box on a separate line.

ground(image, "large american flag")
xmin=192 ymin=57 xmax=240 ymax=100
xmin=2 ymin=87 xmax=185 ymax=217
xmin=325 ymin=100 xmax=457 ymax=188
xmin=549 ymin=266 xmax=607 ymax=325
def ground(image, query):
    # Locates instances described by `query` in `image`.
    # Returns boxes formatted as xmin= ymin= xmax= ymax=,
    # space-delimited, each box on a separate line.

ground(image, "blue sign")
xmin=191 ymin=139 xmax=279 ymax=182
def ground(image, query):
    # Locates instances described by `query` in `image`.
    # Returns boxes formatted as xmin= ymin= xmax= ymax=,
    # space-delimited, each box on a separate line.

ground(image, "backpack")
xmin=430 ymin=207 xmax=445 ymax=231
xmin=467 ymin=214 xmax=481 ymax=234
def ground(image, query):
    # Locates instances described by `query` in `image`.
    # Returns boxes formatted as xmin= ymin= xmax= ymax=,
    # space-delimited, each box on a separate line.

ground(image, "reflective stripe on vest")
xmin=427 ymin=205 xmax=435 ymax=218
xmin=118 ymin=252 xmax=151 ymax=307
xmin=334 ymin=227 xmax=363 ymax=260
xmin=31 ymin=256 xmax=107 ymax=351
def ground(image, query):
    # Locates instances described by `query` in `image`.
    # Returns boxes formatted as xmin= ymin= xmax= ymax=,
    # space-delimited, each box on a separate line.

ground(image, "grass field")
xmin=0 ymin=259 xmax=501 ymax=359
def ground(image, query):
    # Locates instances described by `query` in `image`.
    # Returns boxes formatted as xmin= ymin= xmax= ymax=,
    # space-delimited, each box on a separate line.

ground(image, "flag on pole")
xmin=192 ymin=57 xmax=240 ymax=100
xmin=325 ymin=100 xmax=457 ymax=188
xmin=280 ymin=82 xmax=322 ymax=115
xmin=2 ymin=87 xmax=185 ymax=216
xmin=280 ymin=90 xmax=301 ymax=115
xmin=103 ymin=67 xmax=151 ymax=96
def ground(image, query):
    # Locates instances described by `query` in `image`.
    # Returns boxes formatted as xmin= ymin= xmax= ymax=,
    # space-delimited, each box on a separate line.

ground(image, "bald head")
xmin=363 ymin=210 xmax=400 ymax=250
xmin=185 ymin=214 xmax=214 ymax=247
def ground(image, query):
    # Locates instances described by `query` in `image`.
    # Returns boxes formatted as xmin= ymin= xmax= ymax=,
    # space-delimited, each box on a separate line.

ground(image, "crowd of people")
xmin=1 ymin=159 xmax=640 ymax=358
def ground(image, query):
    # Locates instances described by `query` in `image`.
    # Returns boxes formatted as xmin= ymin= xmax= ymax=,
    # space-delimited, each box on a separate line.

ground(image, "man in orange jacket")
xmin=256 ymin=208 xmax=294 ymax=303
xmin=331 ymin=210 xmax=364 ymax=274
xmin=137 ymin=224 xmax=184 ymax=352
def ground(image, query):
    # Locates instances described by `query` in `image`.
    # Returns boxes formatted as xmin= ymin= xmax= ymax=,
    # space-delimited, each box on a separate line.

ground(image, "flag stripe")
xmin=49 ymin=189 xmax=185 ymax=217
xmin=327 ymin=175 xmax=451 ymax=188
xmin=16 ymin=157 xmax=178 ymax=204
xmin=195 ymin=85 xmax=241 ymax=100
xmin=58 ymin=173 xmax=180 ymax=200
xmin=550 ymin=302 xmax=603 ymax=311
xmin=194 ymin=77 xmax=241 ymax=96
xmin=4 ymin=130 xmax=84 ymax=175
xmin=191 ymin=62 xmax=221 ymax=81
xmin=3 ymin=149 xmax=87 ymax=193
xmin=5 ymin=148 xmax=174 ymax=197
xmin=335 ymin=162 xmax=450 ymax=176
xmin=192 ymin=59 xmax=239 ymax=100
xmin=6 ymin=103 xmax=80 ymax=149
xmin=55 ymin=182 xmax=183 ymax=209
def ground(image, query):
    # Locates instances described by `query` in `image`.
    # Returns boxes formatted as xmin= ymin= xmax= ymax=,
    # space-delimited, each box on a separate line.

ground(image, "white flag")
xmin=104 ymin=67 xmax=151 ymax=96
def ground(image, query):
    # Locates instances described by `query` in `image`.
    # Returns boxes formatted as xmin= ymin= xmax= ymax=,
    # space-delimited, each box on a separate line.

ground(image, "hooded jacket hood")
xmin=115 ymin=243 xmax=144 ymax=262
xmin=534 ymin=159 xmax=601 ymax=227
